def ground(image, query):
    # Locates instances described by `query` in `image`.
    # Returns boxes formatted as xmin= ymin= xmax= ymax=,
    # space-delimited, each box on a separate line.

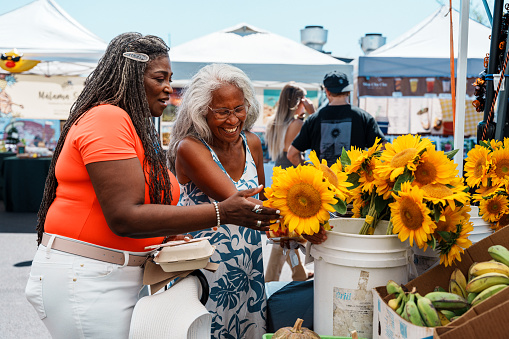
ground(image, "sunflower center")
xmin=474 ymin=159 xmax=484 ymax=177
xmin=495 ymin=159 xmax=509 ymax=178
xmin=414 ymin=161 xmax=437 ymax=185
xmin=420 ymin=183 xmax=453 ymax=199
xmin=398 ymin=197 xmax=424 ymax=230
xmin=487 ymin=200 xmax=502 ymax=214
xmin=287 ymin=183 xmax=322 ymax=218
xmin=320 ymin=164 xmax=339 ymax=188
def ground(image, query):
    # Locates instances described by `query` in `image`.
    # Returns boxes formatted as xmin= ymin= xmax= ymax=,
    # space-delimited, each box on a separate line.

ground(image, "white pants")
xmin=25 ymin=245 xmax=144 ymax=339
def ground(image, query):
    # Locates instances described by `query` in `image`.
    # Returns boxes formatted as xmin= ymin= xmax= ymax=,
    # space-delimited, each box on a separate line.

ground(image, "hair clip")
xmin=123 ymin=52 xmax=149 ymax=62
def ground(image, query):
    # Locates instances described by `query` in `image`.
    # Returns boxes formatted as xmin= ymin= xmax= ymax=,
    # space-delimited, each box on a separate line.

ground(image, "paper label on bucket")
xmin=333 ymin=286 xmax=373 ymax=337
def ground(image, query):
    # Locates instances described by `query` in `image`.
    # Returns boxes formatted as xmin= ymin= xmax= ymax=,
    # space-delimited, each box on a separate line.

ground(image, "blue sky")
xmin=2 ymin=0 xmax=493 ymax=59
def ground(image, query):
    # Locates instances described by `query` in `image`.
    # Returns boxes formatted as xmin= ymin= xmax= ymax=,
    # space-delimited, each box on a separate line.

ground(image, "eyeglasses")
xmin=207 ymin=104 xmax=249 ymax=121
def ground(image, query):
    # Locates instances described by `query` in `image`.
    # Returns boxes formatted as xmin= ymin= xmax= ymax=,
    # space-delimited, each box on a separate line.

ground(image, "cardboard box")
xmin=373 ymin=225 xmax=509 ymax=339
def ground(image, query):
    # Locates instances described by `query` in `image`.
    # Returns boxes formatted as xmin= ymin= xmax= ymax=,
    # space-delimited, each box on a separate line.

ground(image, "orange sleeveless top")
xmin=44 ymin=104 xmax=179 ymax=252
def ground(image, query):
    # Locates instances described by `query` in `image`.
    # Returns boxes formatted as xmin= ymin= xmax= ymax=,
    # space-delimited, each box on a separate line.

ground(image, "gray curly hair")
xmin=167 ymin=63 xmax=260 ymax=173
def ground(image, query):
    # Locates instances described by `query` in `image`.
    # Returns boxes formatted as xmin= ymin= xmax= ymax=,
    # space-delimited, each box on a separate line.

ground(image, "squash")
xmin=272 ymin=318 xmax=320 ymax=339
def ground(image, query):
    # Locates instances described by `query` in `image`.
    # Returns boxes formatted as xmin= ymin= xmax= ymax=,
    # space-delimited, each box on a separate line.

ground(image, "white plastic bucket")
xmin=468 ymin=206 xmax=494 ymax=244
xmin=310 ymin=218 xmax=410 ymax=339
xmin=412 ymin=244 xmax=439 ymax=277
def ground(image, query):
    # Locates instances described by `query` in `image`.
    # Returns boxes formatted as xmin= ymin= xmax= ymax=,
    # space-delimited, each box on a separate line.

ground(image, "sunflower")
xmin=358 ymin=157 xmax=378 ymax=194
xmin=490 ymin=147 xmax=509 ymax=186
xmin=472 ymin=183 xmax=504 ymax=202
xmin=439 ymin=221 xmax=473 ymax=267
xmin=433 ymin=206 xmax=463 ymax=242
xmin=389 ymin=182 xmax=436 ymax=248
xmin=351 ymin=199 xmax=366 ymax=218
xmin=344 ymin=147 xmax=364 ymax=174
xmin=412 ymin=147 xmax=458 ymax=187
xmin=265 ymin=165 xmax=337 ymax=235
xmin=479 ymin=194 xmax=509 ymax=223
xmin=420 ymin=177 xmax=470 ymax=211
xmin=464 ymin=145 xmax=492 ymax=188
xmin=377 ymin=134 xmax=433 ymax=181
xmin=308 ymin=151 xmax=351 ymax=201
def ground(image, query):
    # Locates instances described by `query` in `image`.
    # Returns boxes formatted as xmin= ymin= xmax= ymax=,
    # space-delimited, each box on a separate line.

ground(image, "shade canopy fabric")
xmin=0 ymin=0 xmax=107 ymax=76
xmin=170 ymin=23 xmax=353 ymax=85
xmin=357 ymin=6 xmax=491 ymax=77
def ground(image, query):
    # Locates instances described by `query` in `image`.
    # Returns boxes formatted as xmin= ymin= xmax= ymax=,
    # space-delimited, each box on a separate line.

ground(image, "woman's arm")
xmin=86 ymin=158 xmax=276 ymax=238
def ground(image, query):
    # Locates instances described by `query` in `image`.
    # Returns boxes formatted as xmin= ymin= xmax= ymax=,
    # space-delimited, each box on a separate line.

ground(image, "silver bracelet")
xmin=212 ymin=201 xmax=221 ymax=229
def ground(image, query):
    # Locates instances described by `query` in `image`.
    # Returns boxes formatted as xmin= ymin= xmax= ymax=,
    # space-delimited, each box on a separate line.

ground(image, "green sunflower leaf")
xmin=437 ymin=231 xmax=452 ymax=242
xmin=341 ymin=148 xmax=351 ymax=167
xmin=393 ymin=169 xmax=414 ymax=192
xmin=445 ymin=149 xmax=459 ymax=160
xmin=332 ymin=199 xmax=347 ymax=214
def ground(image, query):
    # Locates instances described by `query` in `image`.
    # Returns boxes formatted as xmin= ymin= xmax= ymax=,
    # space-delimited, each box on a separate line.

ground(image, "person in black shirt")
xmin=287 ymin=71 xmax=386 ymax=167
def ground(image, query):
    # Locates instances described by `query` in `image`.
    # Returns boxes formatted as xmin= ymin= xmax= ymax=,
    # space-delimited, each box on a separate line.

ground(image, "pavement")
xmin=0 ymin=199 xmax=312 ymax=339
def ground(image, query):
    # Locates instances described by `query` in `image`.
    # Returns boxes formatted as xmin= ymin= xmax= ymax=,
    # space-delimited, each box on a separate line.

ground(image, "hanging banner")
xmin=358 ymin=76 xmax=476 ymax=97
xmin=0 ymin=74 xmax=85 ymax=120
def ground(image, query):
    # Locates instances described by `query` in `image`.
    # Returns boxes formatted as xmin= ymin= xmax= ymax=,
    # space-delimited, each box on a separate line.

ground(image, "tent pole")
xmin=454 ymin=0 xmax=470 ymax=177
xmin=481 ymin=0 xmax=493 ymax=27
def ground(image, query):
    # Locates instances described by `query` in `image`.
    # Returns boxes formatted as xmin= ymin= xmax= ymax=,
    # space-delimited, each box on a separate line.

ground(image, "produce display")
xmin=386 ymin=244 xmax=509 ymax=327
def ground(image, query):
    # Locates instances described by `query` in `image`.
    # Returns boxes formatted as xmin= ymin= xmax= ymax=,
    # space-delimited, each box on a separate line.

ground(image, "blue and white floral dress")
xmin=177 ymin=132 xmax=266 ymax=339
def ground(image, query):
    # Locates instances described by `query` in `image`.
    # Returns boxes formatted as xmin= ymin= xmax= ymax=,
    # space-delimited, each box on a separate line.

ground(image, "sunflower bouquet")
xmin=263 ymin=156 xmax=351 ymax=237
xmin=372 ymin=134 xmax=472 ymax=266
xmin=464 ymin=138 xmax=509 ymax=231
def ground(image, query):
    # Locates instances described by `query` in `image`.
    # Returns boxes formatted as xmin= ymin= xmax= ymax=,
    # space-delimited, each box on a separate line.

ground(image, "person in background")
xmin=167 ymin=63 xmax=269 ymax=339
xmin=287 ymin=71 xmax=387 ymax=167
xmin=264 ymin=82 xmax=315 ymax=282
xmin=25 ymin=33 xmax=279 ymax=339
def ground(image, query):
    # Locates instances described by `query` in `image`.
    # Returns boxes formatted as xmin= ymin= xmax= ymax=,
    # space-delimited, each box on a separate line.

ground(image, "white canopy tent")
xmin=0 ymin=0 xmax=107 ymax=76
xmin=357 ymin=5 xmax=490 ymax=78
xmin=170 ymin=23 xmax=353 ymax=87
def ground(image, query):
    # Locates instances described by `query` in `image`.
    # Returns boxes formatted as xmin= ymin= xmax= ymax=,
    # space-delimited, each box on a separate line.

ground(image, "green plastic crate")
xmin=263 ymin=334 xmax=365 ymax=339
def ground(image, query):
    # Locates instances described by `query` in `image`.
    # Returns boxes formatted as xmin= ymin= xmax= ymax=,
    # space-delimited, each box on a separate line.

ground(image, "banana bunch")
xmin=461 ymin=245 xmax=509 ymax=307
xmin=386 ymin=281 xmax=444 ymax=327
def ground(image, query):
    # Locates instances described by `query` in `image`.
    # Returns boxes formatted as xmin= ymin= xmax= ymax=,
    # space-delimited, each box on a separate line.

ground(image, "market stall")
xmin=354 ymin=6 xmax=490 ymax=150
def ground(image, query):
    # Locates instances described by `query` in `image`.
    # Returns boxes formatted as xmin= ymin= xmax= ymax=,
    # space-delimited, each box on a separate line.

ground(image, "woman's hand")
xmin=218 ymin=185 xmax=280 ymax=232
xmin=302 ymin=226 xmax=327 ymax=244
xmin=301 ymin=97 xmax=315 ymax=114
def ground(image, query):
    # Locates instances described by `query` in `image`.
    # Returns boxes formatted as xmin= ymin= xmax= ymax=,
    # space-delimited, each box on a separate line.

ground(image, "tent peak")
xmin=223 ymin=23 xmax=268 ymax=36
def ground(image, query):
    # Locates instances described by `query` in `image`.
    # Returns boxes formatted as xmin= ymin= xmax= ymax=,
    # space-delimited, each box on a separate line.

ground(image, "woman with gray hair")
xmin=167 ymin=63 xmax=268 ymax=338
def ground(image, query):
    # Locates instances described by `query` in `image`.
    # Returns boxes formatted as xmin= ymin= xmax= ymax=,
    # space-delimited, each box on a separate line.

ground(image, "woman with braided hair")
xmin=24 ymin=33 xmax=280 ymax=338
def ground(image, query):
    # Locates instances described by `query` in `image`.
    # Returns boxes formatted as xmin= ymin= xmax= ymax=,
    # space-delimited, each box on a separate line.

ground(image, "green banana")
xmin=471 ymin=284 xmax=509 ymax=307
xmin=415 ymin=293 xmax=441 ymax=327
xmin=450 ymin=268 xmax=467 ymax=291
xmin=465 ymin=272 xmax=509 ymax=293
xmin=424 ymin=291 xmax=469 ymax=310
xmin=488 ymin=245 xmax=509 ymax=267
xmin=439 ymin=309 xmax=456 ymax=320
xmin=449 ymin=279 xmax=467 ymax=299
xmin=469 ymin=261 xmax=509 ymax=278
xmin=453 ymin=307 xmax=468 ymax=316
xmin=386 ymin=280 xmax=404 ymax=295
xmin=404 ymin=294 xmax=426 ymax=327
xmin=396 ymin=294 xmax=407 ymax=316
xmin=467 ymin=292 xmax=478 ymax=304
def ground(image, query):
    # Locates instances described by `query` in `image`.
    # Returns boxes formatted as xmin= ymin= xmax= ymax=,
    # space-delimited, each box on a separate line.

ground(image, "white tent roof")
xmin=357 ymin=6 xmax=491 ymax=77
xmin=0 ymin=0 xmax=107 ymax=76
xmin=170 ymin=23 xmax=352 ymax=85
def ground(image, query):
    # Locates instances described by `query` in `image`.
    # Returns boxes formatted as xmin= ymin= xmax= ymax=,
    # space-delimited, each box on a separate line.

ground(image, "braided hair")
xmin=36 ymin=33 xmax=173 ymax=244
